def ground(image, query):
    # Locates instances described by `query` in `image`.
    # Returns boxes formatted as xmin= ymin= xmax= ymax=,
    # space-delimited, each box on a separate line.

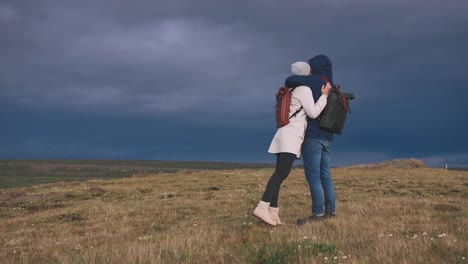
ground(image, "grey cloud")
xmin=1 ymin=0 xmax=468 ymax=120
xmin=1 ymin=2 xmax=286 ymax=115
xmin=2 ymin=0 xmax=468 ymax=165
xmin=0 ymin=4 xmax=17 ymax=20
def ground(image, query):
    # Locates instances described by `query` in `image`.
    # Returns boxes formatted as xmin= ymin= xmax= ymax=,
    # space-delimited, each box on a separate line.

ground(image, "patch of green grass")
xmin=64 ymin=191 xmax=91 ymax=200
xmin=255 ymin=240 xmax=337 ymax=264
xmin=0 ymin=160 xmax=276 ymax=189
xmin=137 ymin=188 xmax=152 ymax=194
xmin=57 ymin=211 xmax=86 ymax=222
xmin=0 ymin=165 xmax=127 ymax=189
xmin=151 ymin=224 xmax=167 ymax=232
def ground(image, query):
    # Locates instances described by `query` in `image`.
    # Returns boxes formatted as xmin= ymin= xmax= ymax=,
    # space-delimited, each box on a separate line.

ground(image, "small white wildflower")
xmin=312 ymin=236 xmax=317 ymax=240
xmin=324 ymin=257 xmax=329 ymax=260
xmin=431 ymin=237 xmax=434 ymax=240
xmin=462 ymin=256 xmax=465 ymax=260
xmin=194 ymin=224 xmax=197 ymax=227
xmin=138 ymin=235 xmax=152 ymax=241
xmin=388 ymin=234 xmax=393 ymax=237
xmin=438 ymin=233 xmax=446 ymax=238
xmin=422 ymin=232 xmax=428 ymax=236
xmin=298 ymin=245 xmax=301 ymax=249
xmin=342 ymin=256 xmax=347 ymax=259
xmin=303 ymin=236 xmax=308 ymax=240
xmin=13 ymin=250 xmax=16 ymax=254
xmin=75 ymin=247 xmax=79 ymax=250
xmin=334 ymin=256 xmax=338 ymax=260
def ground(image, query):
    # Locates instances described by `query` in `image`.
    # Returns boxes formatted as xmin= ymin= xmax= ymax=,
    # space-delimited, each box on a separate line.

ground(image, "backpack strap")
xmin=322 ymin=76 xmax=348 ymax=111
xmin=321 ymin=75 xmax=338 ymax=89
xmin=341 ymin=93 xmax=348 ymax=112
xmin=288 ymin=86 xmax=302 ymax=120
xmin=289 ymin=107 xmax=303 ymax=120
xmin=321 ymin=76 xmax=329 ymax=84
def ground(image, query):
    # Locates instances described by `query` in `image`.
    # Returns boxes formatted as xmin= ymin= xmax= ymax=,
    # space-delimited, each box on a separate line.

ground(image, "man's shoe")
xmin=324 ymin=211 xmax=336 ymax=219
xmin=296 ymin=214 xmax=323 ymax=226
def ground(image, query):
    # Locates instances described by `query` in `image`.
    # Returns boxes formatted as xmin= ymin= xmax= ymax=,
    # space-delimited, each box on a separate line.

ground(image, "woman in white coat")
xmin=252 ymin=61 xmax=331 ymax=226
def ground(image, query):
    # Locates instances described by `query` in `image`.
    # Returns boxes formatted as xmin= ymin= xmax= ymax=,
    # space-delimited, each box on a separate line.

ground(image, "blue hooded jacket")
xmin=285 ymin=54 xmax=334 ymax=141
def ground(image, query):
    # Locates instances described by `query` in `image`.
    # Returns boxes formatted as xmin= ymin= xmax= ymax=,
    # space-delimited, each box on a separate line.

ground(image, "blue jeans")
xmin=301 ymin=138 xmax=335 ymax=215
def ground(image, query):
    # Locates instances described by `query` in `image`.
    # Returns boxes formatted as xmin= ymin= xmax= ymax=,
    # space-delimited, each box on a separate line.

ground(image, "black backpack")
xmin=319 ymin=76 xmax=355 ymax=134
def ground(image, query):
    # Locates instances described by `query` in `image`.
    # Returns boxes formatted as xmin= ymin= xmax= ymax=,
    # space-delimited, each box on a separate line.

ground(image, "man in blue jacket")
xmin=285 ymin=54 xmax=336 ymax=224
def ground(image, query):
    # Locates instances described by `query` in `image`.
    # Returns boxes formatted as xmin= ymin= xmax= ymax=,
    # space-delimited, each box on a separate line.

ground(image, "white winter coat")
xmin=268 ymin=86 xmax=328 ymax=158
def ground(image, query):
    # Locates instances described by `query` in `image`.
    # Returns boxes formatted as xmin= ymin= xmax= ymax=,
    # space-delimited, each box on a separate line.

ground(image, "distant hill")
xmin=0 ymin=159 xmax=276 ymax=170
xmin=347 ymin=159 xmax=426 ymax=169
xmin=0 ymin=160 xmax=275 ymax=189
xmin=1 ymin=159 xmax=465 ymax=189
xmin=448 ymin=167 xmax=468 ymax=171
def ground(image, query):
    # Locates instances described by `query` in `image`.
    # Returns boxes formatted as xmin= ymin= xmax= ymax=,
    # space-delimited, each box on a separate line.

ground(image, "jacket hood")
xmin=308 ymin=54 xmax=333 ymax=84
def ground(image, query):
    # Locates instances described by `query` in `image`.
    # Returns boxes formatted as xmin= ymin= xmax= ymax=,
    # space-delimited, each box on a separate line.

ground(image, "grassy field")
xmin=0 ymin=160 xmax=275 ymax=189
xmin=0 ymin=166 xmax=467 ymax=263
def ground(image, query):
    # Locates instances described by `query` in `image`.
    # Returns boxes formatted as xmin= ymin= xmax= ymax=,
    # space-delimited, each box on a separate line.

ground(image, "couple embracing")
xmin=253 ymin=54 xmax=336 ymax=226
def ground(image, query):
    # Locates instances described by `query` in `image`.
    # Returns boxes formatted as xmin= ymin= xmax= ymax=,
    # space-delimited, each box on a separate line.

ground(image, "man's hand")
xmin=321 ymin=82 xmax=332 ymax=96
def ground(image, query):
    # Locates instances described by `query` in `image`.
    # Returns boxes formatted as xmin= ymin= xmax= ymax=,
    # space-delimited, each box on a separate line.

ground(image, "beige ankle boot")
xmin=269 ymin=207 xmax=284 ymax=225
xmin=252 ymin=201 xmax=277 ymax=226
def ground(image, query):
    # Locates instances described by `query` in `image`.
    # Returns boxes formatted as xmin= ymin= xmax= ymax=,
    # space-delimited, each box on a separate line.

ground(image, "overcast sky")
xmin=1 ymin=0 xmax=467 ymax=167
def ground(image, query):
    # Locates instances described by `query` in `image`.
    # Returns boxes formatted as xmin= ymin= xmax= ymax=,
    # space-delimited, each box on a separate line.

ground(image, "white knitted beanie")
xmin=291 ymin=61 xmax=310 ymax=76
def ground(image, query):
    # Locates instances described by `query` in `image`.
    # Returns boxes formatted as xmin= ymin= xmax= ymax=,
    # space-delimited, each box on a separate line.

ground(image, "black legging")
xmin=261 ymin=152 xmax=296 ymax=208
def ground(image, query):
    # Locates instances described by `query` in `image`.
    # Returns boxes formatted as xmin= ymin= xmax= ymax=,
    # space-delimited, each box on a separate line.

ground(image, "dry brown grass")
xmin=1 ymin=167 xmax=467 ymax=263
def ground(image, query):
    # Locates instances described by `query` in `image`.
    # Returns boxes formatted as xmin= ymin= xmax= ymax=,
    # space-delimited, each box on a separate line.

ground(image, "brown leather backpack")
xmin=275 ymin=86 xmax=302 ymax=128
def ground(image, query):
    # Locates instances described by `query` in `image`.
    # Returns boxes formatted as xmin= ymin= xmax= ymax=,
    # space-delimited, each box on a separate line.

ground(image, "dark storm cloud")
xmin=2 ymin=0 xmax=467 ymax=113
xmin=1 ymin=0 xmax=284 ymax=116
xmin=1 ymin=0 xmax=468 ymax=166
